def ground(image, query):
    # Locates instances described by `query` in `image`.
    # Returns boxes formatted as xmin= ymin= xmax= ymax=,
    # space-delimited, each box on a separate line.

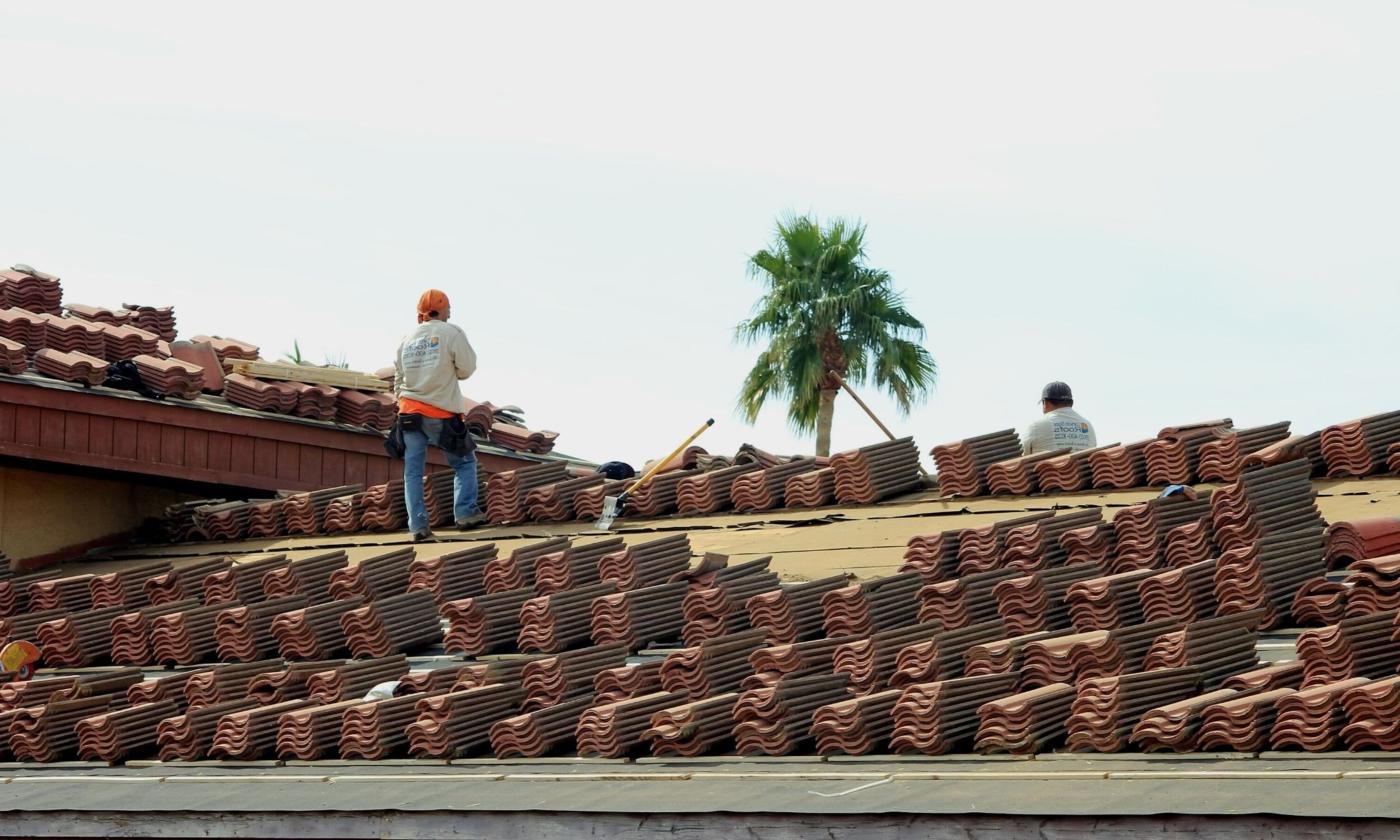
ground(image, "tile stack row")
xmin=924 ymin=408 xmax=1400 ymax=498
xmin=1321 ymin=410 xmax=1400 ymax=478
xmin=8 ymin=598 xmax=1400 ymax=762
xmin=7 ymin=471 xmax=1400 ymax=765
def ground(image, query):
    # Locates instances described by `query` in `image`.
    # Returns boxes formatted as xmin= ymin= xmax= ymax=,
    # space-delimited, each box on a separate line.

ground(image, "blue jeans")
xmin=403 ymin=417 xmax=479 ymax=534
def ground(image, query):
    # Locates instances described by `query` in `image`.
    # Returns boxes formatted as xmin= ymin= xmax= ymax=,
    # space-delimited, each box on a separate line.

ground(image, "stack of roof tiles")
xmin=481 ymin=536 xmax=570 ymax=593
xmin=358 ymin=480 xmax=407 ymax=530
xmin=821 ymin=571 xmax=922 ymax=637
xmin=1321 ymin=410 xmax=1400 ymax=477
xmin=575 ymin=690 xmax=687 ymax=758
xmin=488 ymin=422 xmax=558 ymax=454
xmin=931 ymin=430 xmax=1022 ymax=497
xmin=593 ymin=662 xmax=664 ymax=703
xmin=831 ymin=438 xmax=923 ymax=504
xmin=489 ymin=692 xmax=595 ymax=758
xmin=35 ymin=605 xmax=128 ymax=666
xmin=1295 ymin=610 xmax=1400 ymax=686
xmin=1211 ymin=461 xmax=1326 ymax=627
xmin=520 ymin=645 xmax=625 ymax=710
xmin=644 ymin=692 xmax=740 ymax=757
xmin=269 ymin=597 xmax=364 ymax=659
xmin=890 ymin=672 xmax=1021 ymax=755
xmin=951 ymin=512 xmax=1053 ymax=578
xmin=783 ymin=467 xmax=837 ymax=508
xmin=37 ymin=314 xmax=105 ymax=356
xmin=408 ymin=543 xmax=498 ymax=605
xmin=1269 ymin=677 xmax=1372 ymax=751
xmin=746 ymin=574 xmax=850 ymax=644
xmin=262 ymin=550 xmax=349 ymax=601
xmin=994 ymin=563 xmax=1104 ymax=634
xmin=660 ymin=629 xmax=765 ymax=698
xmin=974 ymin=682 xmax=1076 ymax=754
xmin=290 ymin=382 xmax=339 ymax=421
xmin=887 ymin=619 xmax=1007 ymax=689
xmin=1326 ymin=518 xmax=1400 ymax=569
xmin=524 ymin=475 xmax=604 ymax=522
xmin=151 ymin=600 xmax=232 ymax=665
xmin=340 ymin=590 xmax=443 ymax=657
xmin=1196 ymin=422 xmax=1293 ymax=481
xmin=1110 ymin=493 xmax=1214 ymax=572
xmin=733 ymin=672 xmax=850 ymax=756
xmin=746 ymin=634 xmax=853 ymax=689
xmin=214 ymin=596 xmax=308 ymax=661
xmin=32 ymin=348 xmax=107 ymax=386
xmin=1088 ymin=440 xmax=1154 ymax=489
xmin=99 ymin=323 xmax=162 ymax=361
xmin=1 ymin=266 xmax=62 ymax=314
xmin=620 ymin=469 xmax=698 ymax=518
xmin=676 ymin=463 xmax=763 ymax=514
xmin=335 ymin=390 xmax=397 ymax=431
xmin=986 ymin=508 xmax=1103 ymax=574
xmin=485 ymin=462 xmax=569 ymax=524
xmin=223 ymin=374 xmax=299 ymax=413
xmin=1034 ymin=444 xmax=1118 ymax=493
xmin=517 ymin=583 xmax=619 ymax=653
xmin=595 ymin=534 xmax=691 ymax=591
xmin=1339 ymin=676 xmax=1400 ymax=749
xmin=810 ymin=686 xmax=903 ymax=755
xmin=157 ymin=697 xmax=259 ymax=760
xmin=1066 ymin=667 xmax=1202 ymax=752
xmin=0 ymin=336 xmax=26 ymax=373
xmin=132 ymin=354 xmax=203 ymax=399
xmin=1340 ymin=554 xmax=1400 ymax=616
xmin=190 ymin=335 xmax=259 ymax=363
xmin=590 ymin=581 xmax=688 ymax=650
xmin=983 ymin=449 xmax=1068 ymax=495
xmin=531 ymin=537 xmax=626 ymax=595
xmin=1143 ymin=420 xmax=1233 ymax=485
xmin=120 ymin=303 xmax=177 ymax=342
xmin=282 ymin=488 xmax=361 ymax=536
xmin=0 ymin=308 xmax=45 ymax=357
xmin=680 ymin=558 xmax=780 ymax=646
xmin=917 ymin=568 xmax=1021 ymax=630
xmin=1142 ymin=612 xmax=1262 ymax=688
xmin=1019 ymin=618 xmax=1176 ymax=687
xmin=730 ymin=458 xmax=823 ymax=511
xmin=403 ymin=683 xmax=520 ymax=759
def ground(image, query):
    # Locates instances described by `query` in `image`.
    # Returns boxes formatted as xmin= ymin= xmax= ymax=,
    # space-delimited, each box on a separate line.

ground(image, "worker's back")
xmin=395 ymin=319 xmax=476 ymax=414
xmin=1024 ymin=407 xmax=1097 ymax=455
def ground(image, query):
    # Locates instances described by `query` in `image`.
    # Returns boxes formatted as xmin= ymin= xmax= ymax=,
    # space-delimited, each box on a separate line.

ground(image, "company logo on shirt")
xmin=402 ymin=335 xmax=443 ymax=370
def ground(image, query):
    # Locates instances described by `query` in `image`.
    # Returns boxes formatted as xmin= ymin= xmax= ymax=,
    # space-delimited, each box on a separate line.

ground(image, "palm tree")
xmin=735 ymin=214 xmax=936 ymax=456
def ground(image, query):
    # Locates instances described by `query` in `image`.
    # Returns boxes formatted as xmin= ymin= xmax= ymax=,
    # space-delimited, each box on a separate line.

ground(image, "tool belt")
xmin=438 ymin=414 xmax=476 ymax=457
xmin=384 ymin=413 xmax=475 ymax=460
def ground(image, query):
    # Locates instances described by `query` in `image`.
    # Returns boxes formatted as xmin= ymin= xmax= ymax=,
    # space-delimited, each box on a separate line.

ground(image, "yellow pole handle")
xmin=622 ymin=418 xmax=715 ymax=498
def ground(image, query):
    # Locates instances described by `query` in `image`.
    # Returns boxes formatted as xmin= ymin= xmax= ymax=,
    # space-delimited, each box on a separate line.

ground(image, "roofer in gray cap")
xmin=1023 ymin=381 xmax=1097 ymax=455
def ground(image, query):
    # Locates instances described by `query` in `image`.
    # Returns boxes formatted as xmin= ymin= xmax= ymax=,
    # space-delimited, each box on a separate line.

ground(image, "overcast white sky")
xmin=1 ymin=2 xmax=1395 ymax=468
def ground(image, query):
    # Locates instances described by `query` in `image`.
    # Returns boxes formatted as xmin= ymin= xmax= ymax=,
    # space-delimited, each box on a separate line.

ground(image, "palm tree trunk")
xmin=815 ymin=389 xmax=837 ymax=457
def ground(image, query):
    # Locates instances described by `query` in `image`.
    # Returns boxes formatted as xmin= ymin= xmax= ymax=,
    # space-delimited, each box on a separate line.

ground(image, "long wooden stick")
xmin=828 ymin=371 xmax=931 ymax=479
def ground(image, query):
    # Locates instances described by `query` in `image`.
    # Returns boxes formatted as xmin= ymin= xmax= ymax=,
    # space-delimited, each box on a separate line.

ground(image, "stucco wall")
xmin=0 ymin=465 xmax=192 ymax=564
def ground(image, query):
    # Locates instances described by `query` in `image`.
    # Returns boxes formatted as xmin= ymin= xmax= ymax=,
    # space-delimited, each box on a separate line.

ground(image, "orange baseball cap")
xmin=417 ymin=289 xmax=450 ymax=323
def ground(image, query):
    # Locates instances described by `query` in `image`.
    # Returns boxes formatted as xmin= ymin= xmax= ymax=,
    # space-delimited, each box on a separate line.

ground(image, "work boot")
xmin=456 ymin=513 xmax=488 ymax=531
xmin=412 ymin=529 xmax=436 ymax=543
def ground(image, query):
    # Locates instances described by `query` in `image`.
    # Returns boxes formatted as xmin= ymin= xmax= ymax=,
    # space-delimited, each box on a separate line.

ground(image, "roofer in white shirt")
xmin=1023 ymin=381 xmax=1097 ymax=455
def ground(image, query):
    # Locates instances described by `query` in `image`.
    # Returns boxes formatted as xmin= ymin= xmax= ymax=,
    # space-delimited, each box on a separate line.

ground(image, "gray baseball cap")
xmin=1040 ymin=381 xmax=1073 ymax=402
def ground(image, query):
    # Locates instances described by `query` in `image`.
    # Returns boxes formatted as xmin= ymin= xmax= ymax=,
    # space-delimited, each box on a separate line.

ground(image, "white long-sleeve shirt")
xmin=1023 ymin=407 xmax=1097 ymax=455
xmin=393 ymin=320 xmax=477 ymax=415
